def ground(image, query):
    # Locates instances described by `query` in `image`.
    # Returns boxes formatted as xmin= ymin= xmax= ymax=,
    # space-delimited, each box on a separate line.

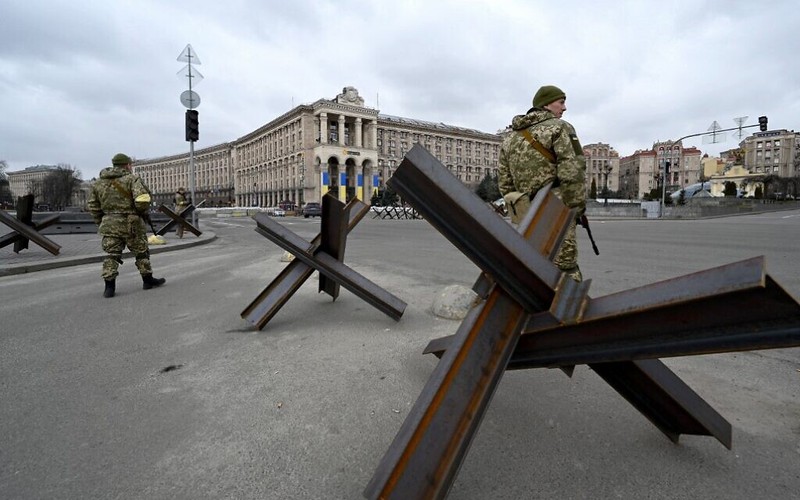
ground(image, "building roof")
xmin=7 ymin=164 xmax=59 ymax=174
xmin=378 ymin=113 xmax=498 ymax=139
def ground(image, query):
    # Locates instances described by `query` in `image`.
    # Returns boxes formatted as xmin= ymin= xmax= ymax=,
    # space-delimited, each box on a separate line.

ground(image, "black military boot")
xmin=142 ymin=274 xmax=166 ymax=290
xmin=103 ymin=279 xmax=116 ymax=298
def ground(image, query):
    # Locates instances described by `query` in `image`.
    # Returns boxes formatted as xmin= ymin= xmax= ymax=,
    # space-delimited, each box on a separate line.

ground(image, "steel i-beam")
xmin=246 ymin=195 xmax=407 ymax=327
xmin=365 ymin=184 xmax=575 ymax=500
xmin=0 ymin=195 xmax=61 ymax=255
xmin=242 ymin=197 xmax=372 ymax=329
xmin=157 ymin=204 xmax=202 ymax=236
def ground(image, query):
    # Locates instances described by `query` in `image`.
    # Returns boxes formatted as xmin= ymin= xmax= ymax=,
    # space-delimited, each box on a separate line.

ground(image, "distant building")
xmin=619 ymin=149 xmax=656 ymax=199
xmin=652 ymin=141 xmax=703 ymax=193
xmin=6 ymin=165 xmax=59 ymax=204
xmin=708 ymin=165 xmax=762 ymax=198
xmin=700 ymin=155 xmax=725 ymax=180
xmin=741 ymin=129 xmax=800 ymax=177
xmin=583 ymin=143 xmax=620 ymax=198
xmin=133 ymin=86 xmax=502 ymax=208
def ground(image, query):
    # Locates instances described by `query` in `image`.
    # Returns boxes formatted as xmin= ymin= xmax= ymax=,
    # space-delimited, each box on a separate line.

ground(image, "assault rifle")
xmin=578 ymin=214 xmax=599 ymax=255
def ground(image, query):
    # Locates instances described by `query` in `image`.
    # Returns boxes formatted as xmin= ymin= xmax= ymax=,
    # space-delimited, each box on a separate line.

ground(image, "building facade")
xmin=133 ymin=87 xmax=502 ymax=208
xmin=619 ymin=149 xmax=656 ymax=199
xmin=135 ymin=143 xmax=235 ymax=207
xmin=652 ymin=141 xmax=703 ymax=194
xmin=583 ymin=143 xmax=620 ymax=198
xmin=6 ymin=165 xmax=59 ymax=204
xmin=742 ymin=129 xmax=800 ymax=177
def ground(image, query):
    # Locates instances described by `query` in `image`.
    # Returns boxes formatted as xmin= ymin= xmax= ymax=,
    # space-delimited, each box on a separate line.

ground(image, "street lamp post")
xmin=602 ymin=160 xmax=613 ymax=206
xmin=657 ymin=115 xmax=768 ymax=217
xmin=659 ymin=150 xmax=669 ymax=218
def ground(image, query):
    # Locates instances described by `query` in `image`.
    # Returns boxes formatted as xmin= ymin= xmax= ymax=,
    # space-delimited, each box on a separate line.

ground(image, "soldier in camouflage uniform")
xmin=87 ymin=153 xmax=166 ymax=298
xmin=174 ymin=187 xmax=189 ymax=238
xmin=498 ymin=85 xmax=586 ymax=281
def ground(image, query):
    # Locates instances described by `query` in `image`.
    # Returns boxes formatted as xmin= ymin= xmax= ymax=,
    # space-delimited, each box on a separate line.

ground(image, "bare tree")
xmin=41 ymin=164 xmax=83 ymax=210
xmin=27 ymin=165 xmax=83 ymax=210
xmin=0 ymin=159 xmax=11 ymax=208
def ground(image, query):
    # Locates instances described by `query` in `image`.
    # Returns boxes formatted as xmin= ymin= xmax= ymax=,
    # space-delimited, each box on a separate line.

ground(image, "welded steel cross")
xmin=157 ymin=202 xmax=203 ymax=237
xmin=242 ymin=194 xmax=407 ymax=330
xmin=365 ymin=144 xmax=800 ymax=500
xmin=0 ymin=194 xmax=61 ymax=255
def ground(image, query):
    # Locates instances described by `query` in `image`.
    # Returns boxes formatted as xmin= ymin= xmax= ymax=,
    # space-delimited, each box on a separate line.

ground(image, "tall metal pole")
xmin=187 ymin=47 xmax=197 ymax=228
xmin=660 ymin=156 xmax=667 ymax=217
xmin=189 ymin=141 xmax=196 ymax=227
xmin=177 ymin=44 xmax=202 ymax=228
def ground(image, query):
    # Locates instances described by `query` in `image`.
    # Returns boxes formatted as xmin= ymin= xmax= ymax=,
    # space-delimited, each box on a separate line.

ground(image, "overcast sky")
xmin=2 ymin=0 xmax=798 ymax=180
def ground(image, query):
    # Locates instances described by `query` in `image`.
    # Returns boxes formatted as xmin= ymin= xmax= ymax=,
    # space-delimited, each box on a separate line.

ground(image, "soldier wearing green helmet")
xmin=87 ymin=153 xmax=166 ymax=297
xmin=498 ymin=85 xmax=587 ymax=282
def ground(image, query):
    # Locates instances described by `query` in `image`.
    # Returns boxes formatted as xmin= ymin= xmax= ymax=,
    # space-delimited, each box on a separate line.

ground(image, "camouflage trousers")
xmin=101 ymin=234 xmax=152 ymax=280
xmin=553 ymin=219 xmax=582 ymax=282
xmin=507 ymin=194 xmax=582 ymax=282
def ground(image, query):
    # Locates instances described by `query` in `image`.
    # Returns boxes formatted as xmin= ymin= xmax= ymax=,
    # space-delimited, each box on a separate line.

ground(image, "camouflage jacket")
xmin=498 ymin=109 xmax=586 ymax=211
xmin=175 ymin=192 xmax=189 ymax=209
xmin=87 ymin=166 xmax=152 ymax=236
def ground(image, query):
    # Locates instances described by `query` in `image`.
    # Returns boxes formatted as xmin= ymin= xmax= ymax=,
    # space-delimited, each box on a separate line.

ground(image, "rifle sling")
xmin=110 ymin=180 xmax=138 ymax=213
xmin=519 ymin=129 xmax=557 ymax=163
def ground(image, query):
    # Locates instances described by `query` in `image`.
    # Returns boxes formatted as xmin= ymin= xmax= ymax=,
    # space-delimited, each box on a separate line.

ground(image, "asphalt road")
xmin=2 ymin=210 xmax=799 ymax=499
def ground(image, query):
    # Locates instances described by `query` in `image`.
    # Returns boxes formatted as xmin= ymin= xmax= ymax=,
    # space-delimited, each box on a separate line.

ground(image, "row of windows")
xmin=380 ymin=142 xmax=498 ymax=160
xmin=378 ymin=129 xmax=499 ymax=152
xmin=240 ymin=120 xmax=303 ymax=165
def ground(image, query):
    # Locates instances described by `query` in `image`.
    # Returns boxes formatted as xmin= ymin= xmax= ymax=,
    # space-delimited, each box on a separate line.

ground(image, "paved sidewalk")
xmin=0 ymin=231 xmax=216 ymax=277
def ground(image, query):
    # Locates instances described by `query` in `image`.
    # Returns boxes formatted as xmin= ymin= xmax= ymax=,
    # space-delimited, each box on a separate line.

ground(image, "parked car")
xmin=278 ymin=200 xmax=297 ymax=211
xmin=265 ymin=207 xmax=285 ymax=217
xmin=301 ymin=202 xmax=322 ymax=218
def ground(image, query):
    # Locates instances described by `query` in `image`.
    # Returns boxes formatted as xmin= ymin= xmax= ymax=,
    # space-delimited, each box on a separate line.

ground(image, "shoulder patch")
xmin=569 ymin=134 xmax=583 ymax=156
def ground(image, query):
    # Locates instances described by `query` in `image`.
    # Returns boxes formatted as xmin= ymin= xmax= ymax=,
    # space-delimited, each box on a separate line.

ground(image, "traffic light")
xmin=185 ymin=110 xmax=199 ymax=142
xmin=758 ymin=115 xmax=768 ymax=132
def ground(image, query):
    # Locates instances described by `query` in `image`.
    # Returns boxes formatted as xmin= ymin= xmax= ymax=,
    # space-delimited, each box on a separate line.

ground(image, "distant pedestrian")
xmin=498 ymin=85 xmax=587 ymax=282
xmin=174 ymin=187 xmax=189 ymax=238
xmin=87 ymin=153 xmax=166 ymax=298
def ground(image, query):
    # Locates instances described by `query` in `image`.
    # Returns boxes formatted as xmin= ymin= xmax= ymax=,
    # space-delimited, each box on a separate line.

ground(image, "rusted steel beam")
xmin=423 ymin=263 xmax=796 ymax=450
xmin=364 ymin=283 xmax=528 ymax=500
xmin=0 ymin=210 xmax=61 ymax=255
xmin=365 ymin=183 xmax=575 ymax=500
xmin=241 ymin=198 xmax=370 ymax=329
xmin=387 ymin=144 xmax=564 ymax=313
xmin=0 ymin=214 xmax=60 ymax=248
xmin=318 ymin=194 xmax=349 ymax=299
xmin=241 ymin=260 xmax=316 ymax=330
xmin=252 ymin=212 xmax=406 ymax=322
xmin=157 ymin=204 xmax=202 ymax=236
xmin=592 ymin=359 xmax=732 ymax=448
xmin=509 ymin=257 xmax=800 ymax=368
xmin=426 ymin=256 xmax=800 ymax=364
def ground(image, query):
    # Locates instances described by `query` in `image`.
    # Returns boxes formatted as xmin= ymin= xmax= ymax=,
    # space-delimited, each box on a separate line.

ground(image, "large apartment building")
xmin=133 ymin=86 xmax=502 ymax=208
xmin=583 ymin=143 xmax=620 ymax=198
xmin=741 ymin=129 xmax=800 ymax=177
xmin=619 ymin=149 xmax=656 ymax=199
xmin=619 ymin=141 xmax=703 ymax=199
xmin=6 ymin=165 xmax=59 ymax=203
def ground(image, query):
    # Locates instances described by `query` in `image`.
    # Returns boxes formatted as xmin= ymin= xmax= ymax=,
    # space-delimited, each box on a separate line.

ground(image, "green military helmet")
xmin=112 ymin=153 xmax=133 ymax=165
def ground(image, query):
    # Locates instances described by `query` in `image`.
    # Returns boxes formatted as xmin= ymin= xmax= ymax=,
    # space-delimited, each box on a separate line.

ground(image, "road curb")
xmin=0 ymin=233 xmax=217 ymax=278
